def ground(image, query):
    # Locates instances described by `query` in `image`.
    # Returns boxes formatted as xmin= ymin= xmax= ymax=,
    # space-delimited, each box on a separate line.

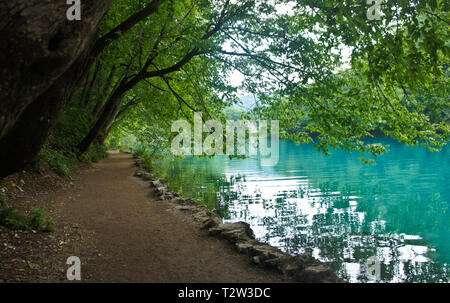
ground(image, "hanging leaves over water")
xmin=87 ymin=0 xmax=449 ymax=156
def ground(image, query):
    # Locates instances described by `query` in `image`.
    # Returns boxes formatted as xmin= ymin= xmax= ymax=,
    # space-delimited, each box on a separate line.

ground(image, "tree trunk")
xmin=0 ymin=0 xmax=165 ymax=178
xmin=81 ymin=60 xmax=101 ymax=107
xmin=77 ymin=90 xmax=125 ymax=155
xmin=97 ymin=103 xmax=123 ymax=145
xmin=0 ymin=0 xmax=113 ymax=140
xmin=92 ymin=66 xmax=118 ymax=118
xmin=0 ymin=0 xmax=113 ymax=179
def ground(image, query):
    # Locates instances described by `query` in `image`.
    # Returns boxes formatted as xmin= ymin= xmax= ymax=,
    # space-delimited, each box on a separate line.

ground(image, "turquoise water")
xmin=151 ymin=138 xmax=449 ymax=282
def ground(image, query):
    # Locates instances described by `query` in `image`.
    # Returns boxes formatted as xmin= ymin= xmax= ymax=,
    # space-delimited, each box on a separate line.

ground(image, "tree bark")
xmin=0 ymin=0 xmax=113 ymax=141
xmin=0 ymin=0 xmax=113 ymax=178
xmin=92 ymin=65 xmax=118 ymax=118
xmin=81 ymin=60 xmax=101 ymax=107
xmin=0 ymin=0 xmax=165 ymax=178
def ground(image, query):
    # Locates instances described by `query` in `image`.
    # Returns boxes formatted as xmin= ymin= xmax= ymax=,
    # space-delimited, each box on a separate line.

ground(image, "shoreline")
xmin=1 ymin=151 xmax=343 ymax=282
xmin=1 ymin=151 xmax=298 ymax=282
xmin=133 ymin=154 xmax=344 ymax=283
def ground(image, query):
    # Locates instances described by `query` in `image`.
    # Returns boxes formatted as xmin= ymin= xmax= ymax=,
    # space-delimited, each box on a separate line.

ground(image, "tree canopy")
xmin=100 ymin=0 xmax=448 ymax=158
xmin=0 ymin=0 xmax=448 ymax=178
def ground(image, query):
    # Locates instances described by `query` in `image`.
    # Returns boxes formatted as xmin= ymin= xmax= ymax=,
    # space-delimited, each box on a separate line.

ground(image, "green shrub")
xmin=79 ymin=141 xmax=108 ymax=164
xmin=36 ymin=147 xmax=77 ymax=176
xmin=27 ymin=91 xmax=108 ymax=176
xmin=29 ymin=206 xmax=55 ymax=232
xmin=0 ymin=207 xmax=29 ymax=230
xmin=0 ymin=200 xmax=55 ymax=232
xmin=133 ymin=145 xmax=147 ymax=158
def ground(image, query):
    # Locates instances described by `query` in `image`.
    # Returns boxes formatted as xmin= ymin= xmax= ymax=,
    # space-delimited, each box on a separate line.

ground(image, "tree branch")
xmin=91 ymin=0 xmax=166 ymax=57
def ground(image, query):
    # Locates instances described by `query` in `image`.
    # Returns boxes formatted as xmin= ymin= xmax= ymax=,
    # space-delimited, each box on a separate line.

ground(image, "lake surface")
xmin=151 ymin=138 xmax=449 ymax=282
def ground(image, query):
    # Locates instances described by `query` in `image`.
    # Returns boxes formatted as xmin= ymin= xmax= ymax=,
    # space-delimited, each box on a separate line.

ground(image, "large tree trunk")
xmin=0 ymin=0 xmax=112 ymax=140
xmin=0 ymin=0 xmax=165 ymax=179
xmin=97 ymin=101 xmax=123 ymax=145
xmin=0 ymin=0 xmax=113 ymax=178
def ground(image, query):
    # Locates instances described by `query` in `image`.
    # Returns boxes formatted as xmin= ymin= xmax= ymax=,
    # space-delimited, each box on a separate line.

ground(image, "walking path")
xmin=52 ymin=151 xmax=289 ymax=282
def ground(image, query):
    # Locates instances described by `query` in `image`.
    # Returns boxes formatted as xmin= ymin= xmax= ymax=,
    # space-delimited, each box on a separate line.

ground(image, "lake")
xmin=150 ymin=137 xmax=449 ymax=282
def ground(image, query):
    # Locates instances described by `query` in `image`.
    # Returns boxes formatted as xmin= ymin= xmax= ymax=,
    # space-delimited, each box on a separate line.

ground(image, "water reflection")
xmin=151 ymin=138 xmax=449 ymax=282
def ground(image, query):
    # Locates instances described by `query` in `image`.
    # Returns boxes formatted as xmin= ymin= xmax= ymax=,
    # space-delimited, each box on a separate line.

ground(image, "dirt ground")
xmin=0 ymin=151 xmax=292 ymax=282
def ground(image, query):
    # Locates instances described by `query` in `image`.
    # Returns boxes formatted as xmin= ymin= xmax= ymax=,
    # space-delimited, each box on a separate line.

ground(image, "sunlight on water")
xmin=151 ymin=138 xmax=449 ymax=282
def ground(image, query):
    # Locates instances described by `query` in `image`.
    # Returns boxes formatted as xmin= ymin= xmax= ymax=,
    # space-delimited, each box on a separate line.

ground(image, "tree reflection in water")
xmin=149 ymin=138 xmax=449 ymax=282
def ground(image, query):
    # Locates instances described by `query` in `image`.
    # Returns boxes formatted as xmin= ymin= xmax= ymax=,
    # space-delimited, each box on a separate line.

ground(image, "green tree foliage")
xmin=51 ymin=0 xmax=449 ymax=159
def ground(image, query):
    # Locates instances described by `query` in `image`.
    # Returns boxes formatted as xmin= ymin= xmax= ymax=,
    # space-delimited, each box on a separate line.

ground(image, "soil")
xmin=0 ymin=151 xmax=293 ymax=282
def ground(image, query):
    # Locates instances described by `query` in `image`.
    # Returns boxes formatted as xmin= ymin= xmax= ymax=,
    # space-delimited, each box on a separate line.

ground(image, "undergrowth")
xmin=30 ymin=105 xmax=108 ymax=176
xmin=0 ymin=195 xmax=55 ymax=232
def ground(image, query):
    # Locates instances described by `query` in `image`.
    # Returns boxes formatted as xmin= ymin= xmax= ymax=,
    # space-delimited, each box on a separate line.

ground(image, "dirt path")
xmin=41 ymin=151 xmax=289 ymax=282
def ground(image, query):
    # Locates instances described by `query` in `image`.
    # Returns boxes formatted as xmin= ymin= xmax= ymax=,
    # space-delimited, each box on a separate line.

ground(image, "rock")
xmin=235 ymin=242 xmax=255 ymax=254
xmin=149 ymin=180 xmax=160 ymax=188
xmin=208 ymin=228 xmax=222 ymax=236
xmin=142 ymin=170 xmax=343 ymax=283
xmin=142 ymin=172 xmax=153 ymax=180
xmin=158 ymin=178 xmax=168 ymax=185
xmin=163 ymin=192 xmax=174 ymax=200
xmin=251 ymin=245 xmax=284 ymax=260
xmin=208 ymin=222 xmax=255 ymax=242
xmin=175 ymin=205 xmax=197 ymax=212
xmin=264 ymin=256 xmax=299 ymax=275
xmin=201 ymin=217 xmax=221 ymax=229
xmin=134 ymin=169 xmax=152 ymax=180
xmin=134 ymin=170 xmax=144 ymax=177
xmin=192 ymin=210 xmax=209 ymax=222
xmin=171 ymin=197 xmax=183 ymax=203
xmin=150 ymin=179 xmax=168 ymax=189
xmin=183 ymin=198 xmax=196 ymax=205
xmin=135 ymin=158 xmax=143 ymax=167
xmin=172 ymin=198 xmax=197 ymax=206
xmin=296 ymin=264 xmax=338 ymax=283
xmin=154 ymin=187 xmax=166 ymax=197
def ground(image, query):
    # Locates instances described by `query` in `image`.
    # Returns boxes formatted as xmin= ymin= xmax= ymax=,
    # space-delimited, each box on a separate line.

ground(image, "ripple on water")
xmin=153 ymin=138 xmax=449 ymax=282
